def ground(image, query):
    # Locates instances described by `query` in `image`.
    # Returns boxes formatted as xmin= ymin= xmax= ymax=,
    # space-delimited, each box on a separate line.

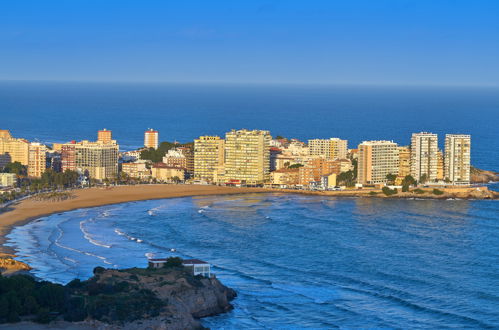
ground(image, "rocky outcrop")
xmin=0 ymin=255 xmax=31 ymax=275
xmin=471 ymin=167 xmax=499 ymax=184
xmin=86 ymin=267 xmax=236 ymax=329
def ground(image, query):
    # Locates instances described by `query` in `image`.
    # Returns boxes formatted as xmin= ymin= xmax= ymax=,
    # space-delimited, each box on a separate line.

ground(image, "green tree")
xmin=337 ymin=170 xmax=355 ymax=187
xmin=288 ymin=163 xmax=304 ymax=169
xmin=402 ymin=175 xmax=416 ymax=186
xmin=2 ymin=162 xmax=27 ymax=176
xmin=164 ymin=257 xmax=183 ymax=268
xmin=419 ymin=173 xmax=428 ymax=184
xmin=385 ymin=173 xmax=397 ymax=185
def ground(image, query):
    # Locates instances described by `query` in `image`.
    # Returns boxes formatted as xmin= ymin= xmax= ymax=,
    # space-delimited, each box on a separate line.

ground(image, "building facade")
xmin=61 ymin=140 xmax=119 ymax=180
xmin=151 ymin=163 xmax=185 ymax=182
xmin=0 ymin=130 xmax=29 ymax=166
xmin=97 ymin=129 xmax=112 ymax=144
xmin=444 ymin=134 xmax=471 ymax=185
xmin=144 ymin=129 xmax=159 ymax=149
xmin=28 ymin=143 xmax=47 ymax=178
xmin=308 ymin=138 xmax=348 ymax=160
xmin=398 ymin=146 xmax=411 ymax=179
xmin=224 ymin=129 xmax=271 ymax=185
xmin=410 ymin=132 xmax=438 ymax=183
xmin=298 ymin=158 xmax=343 ymax=185
xmin=162 ymin=149 xmax=187 ymax=169
xmin=194 ymin=136 xmax=225 ymax=182
xmin=0 ymin=173 xmax=17 ymax=187
xmin=357 ymin=140 xmax=399 ymax=185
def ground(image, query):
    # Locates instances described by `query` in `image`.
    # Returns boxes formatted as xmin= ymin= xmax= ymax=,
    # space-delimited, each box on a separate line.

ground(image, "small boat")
xmin=170 ymin=248 xmax=176 ymax=252
xmin=148 ymin=210 xmax=154 ymax=216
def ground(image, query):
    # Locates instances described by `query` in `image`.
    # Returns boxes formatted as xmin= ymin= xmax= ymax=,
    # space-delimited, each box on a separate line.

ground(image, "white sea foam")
xmin=79 ymin=220 xmax=111 ymax=248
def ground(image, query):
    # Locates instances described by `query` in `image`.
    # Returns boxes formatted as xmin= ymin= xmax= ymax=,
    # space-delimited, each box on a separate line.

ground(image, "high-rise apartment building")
xmin=444 ymin=134 xmax=471 ymax=185
xmin=177 ymin=147 xmax=194 ymax=177
xmin=193 ymin=136 xmax=225 ymax=182
xmin=0 ymin=129 xmax=29 ymax=167
xmin=224 ymin=129 xmax=271 ymax=185
xmin=398 ymin=146 xmax=411 ymax=178
xmin=308 ymin=138 xmax=348 ymax=160
xmin=436 ymin=150 xmax=444 ymax=181
xmin=97 ymin=129 xmax=112 ymax=144
xmin=410 ymin=132 xmax=438 ymax=183
xmin=144 ymin=129 xmax=159 ymax=149
xmin=61 ymin=140 xmax=119 ymax=180
xmin=357 ymin=140 xmax=399 ymax=185
xmin=28 ymin=143 xmax=47 ymax=178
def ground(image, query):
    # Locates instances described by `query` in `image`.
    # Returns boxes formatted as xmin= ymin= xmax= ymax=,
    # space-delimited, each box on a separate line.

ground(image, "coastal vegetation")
xmin=0 ymin=257 xmax=235 ymax=327
xmin=382 ymin=186 xmax=398 ymax=196
xmin=139 ymin=141 xmax=193 ymax=163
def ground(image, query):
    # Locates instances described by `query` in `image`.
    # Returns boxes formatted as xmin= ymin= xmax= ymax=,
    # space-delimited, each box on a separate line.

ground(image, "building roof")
xmin=152 ymin=162 xmax=184 ymax=169
xmin=273 ymin=168 xmax=300 ymax=173
xmin=182 ymin=259 xmax=208 ymax=265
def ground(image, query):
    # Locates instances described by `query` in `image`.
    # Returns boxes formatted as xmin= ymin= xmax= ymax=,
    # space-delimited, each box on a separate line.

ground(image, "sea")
xmin=2 ymin=81 xmax=499 ymax=328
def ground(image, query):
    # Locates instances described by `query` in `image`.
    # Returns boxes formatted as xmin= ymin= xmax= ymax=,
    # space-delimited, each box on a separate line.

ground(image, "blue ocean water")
xmin=5 ymin=193 xmax=499 ymax=328
xmin=0 ymin=81 xmax=498 ymax=170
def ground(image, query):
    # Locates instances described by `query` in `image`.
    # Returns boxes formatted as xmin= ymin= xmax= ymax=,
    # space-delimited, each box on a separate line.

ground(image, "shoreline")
xmin=0 ymin=184 xmax=497 ymax=271
xmin=0 ymin=184 xmax=271 ymax=258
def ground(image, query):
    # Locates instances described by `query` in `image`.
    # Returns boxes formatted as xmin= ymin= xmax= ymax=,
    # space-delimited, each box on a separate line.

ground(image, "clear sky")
xmin=1 ymin=0 xmax=498 ymax=86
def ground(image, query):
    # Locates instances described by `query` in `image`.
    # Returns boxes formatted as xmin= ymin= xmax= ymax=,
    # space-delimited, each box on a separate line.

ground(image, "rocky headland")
xmin=0 ymin=263 xmax=236 ymax=329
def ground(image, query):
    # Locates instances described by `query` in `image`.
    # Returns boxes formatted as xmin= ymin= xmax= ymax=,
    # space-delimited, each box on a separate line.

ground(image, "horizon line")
xmin=0 ymin=78 xmax=498 ymax=89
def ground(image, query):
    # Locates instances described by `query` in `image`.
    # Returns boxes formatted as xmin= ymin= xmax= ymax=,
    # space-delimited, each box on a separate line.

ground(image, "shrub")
xmin=402 ymin=184 xmax=409 ymax=192
xmin=163 ymin=257 xmax=183 ymax=268
xmin=432 ymin=189 xmax=444 ymax=195
xmin=414 ymin=188 xmax=425 ymax=194
xmin=93 ymin=267 xmax=105 ymax=275
xmin=35 ymin=308 xmax=52 ymax=324
xmin=369 ymin=191 xmax=378 ymax=196
xmin=382 ymin=186 xmax=398 ymax=196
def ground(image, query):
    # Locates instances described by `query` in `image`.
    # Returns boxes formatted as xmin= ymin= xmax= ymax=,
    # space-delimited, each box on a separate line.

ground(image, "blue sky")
xmin=1 ymin=0 xmax=498 ymax=86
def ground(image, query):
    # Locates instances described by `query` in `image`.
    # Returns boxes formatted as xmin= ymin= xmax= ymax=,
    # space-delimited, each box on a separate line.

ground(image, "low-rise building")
xmin=122 ymin=161 xmax=151 ymax=180
xmin=270 ymin=168 xmax=300 ymax=186
xmin=163 ymin=149 xmax=187 ymax=169
xmin=182 ymin=259 xmax=211 ymax=277
xmin=151 ymin=163 xmax=185 ymax=182
xmin=299 ymin=158 xmax=343 ymax=186
xmin=0 ymin=173 xmax=16 ymax=187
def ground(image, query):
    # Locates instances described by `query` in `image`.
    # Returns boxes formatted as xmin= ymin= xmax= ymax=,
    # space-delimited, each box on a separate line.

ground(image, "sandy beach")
xmin=0 ymin=183 xmax=496 ymax=258
xmin=0 ymin=184 xmax=271 ymax=256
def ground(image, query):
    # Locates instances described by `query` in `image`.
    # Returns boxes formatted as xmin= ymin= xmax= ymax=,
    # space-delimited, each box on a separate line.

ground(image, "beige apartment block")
xmin=437 ymin=150 xmax=444 ymax=181
xmin=0 ymin=173 xmax=17 ymax=187
xmin=308 ymin=138 xmax=348 ymax=160
xmin=122 ymin=161 xmax=151 ymax=180
xmin=97 ymin=128 xmax=113 ymax=144
xmin=410 ymin=132 xmax=438 ymax=182
xmin=163 ymin=149 xmax=187 ymax=169
xmin=224 ymin=129 xmax=271 ymax=185
xmin=61 ymin=140 xmax=119 ymax=181
xmin=28 ymin=143 xmax=47 ymax=178
xmin=151 ymin=163 xmax=185 ymax=182
xmin=398 ymin=146 xmax=411 ymax=179
xmin=0 ymin=129 xmax=29 ymax=166
xmin=271 ymin=168 xmax=300 ymax=186
xmin=144 ymin=129 xmax=159 ymax=149
xmin=444 ymin=134 xmax=471 ymax=185
xmin=194 ymin=136 xmax=225 ymax=182
xmin=357 ymin=140 xmax=399 ymax=185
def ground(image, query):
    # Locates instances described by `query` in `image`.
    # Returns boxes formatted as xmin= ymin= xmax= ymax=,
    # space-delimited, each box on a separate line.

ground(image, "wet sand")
xmin=0 ymin=184 xmax=270 ymax=255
